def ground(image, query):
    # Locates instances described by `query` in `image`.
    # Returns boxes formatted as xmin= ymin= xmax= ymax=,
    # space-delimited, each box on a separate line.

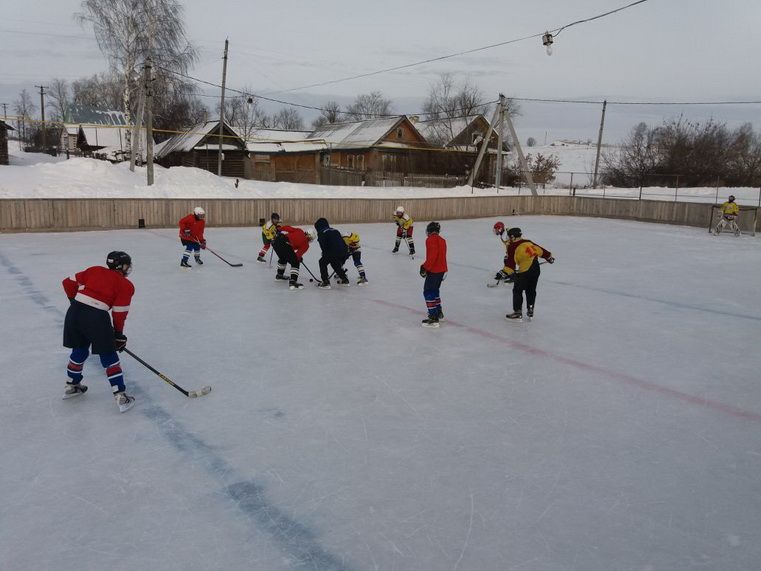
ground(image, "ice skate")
xmin=506 ymin=312 xmax=523 ymax=322
xmin=421 ymin=316 xmax=440 ymax=328
xmin=357 ymin=276 xmax=368 ymax=286
xmin=275 ymin=273 xmax=289 ymax=281
xmin=180 ymin=259 xmax=192 ymax=268
xmin=437 ymin=309 xmax=444 ymax=321
xmin=114 ymin=391 xmax=136 ymax=413
xmin=316 ymin=281 xmax=331 ymax=289
xmin=194 ymin=255 xmax=203 ymax=265
xmin=392 ymin=247 xmax=399 ymax=254
xmin=289 ymin=282 xmax=304 ymax=290
xmin=336 ymin=278 xmax=350 ymax=286
xmin=256 ymin=256 xmax=266 ymax=263
xmin=62 ymin=382 xmax=88 ymax=400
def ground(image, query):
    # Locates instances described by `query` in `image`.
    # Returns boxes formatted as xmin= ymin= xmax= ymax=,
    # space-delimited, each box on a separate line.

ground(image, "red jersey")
xmin=179 ymin=214 xmax=205 ymax=242
xmin=278 ymin=225 xmax=310 ymax=260
xmin=63 ymin=266 xmax=135 ymax=332
xmin=423 ymin=233 xmax=448 ymax=273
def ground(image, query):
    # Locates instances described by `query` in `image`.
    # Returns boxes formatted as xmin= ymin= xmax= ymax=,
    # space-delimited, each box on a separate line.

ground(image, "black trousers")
xmin=273 ymin=236 xmax=299 ymax=269
xmin=63 ymin=301 xmax=116 ymax=355
xmin=512 ymin=261 xmax=540 ymax=312
xmin=319 ymin=256 xmax=348 ymax=281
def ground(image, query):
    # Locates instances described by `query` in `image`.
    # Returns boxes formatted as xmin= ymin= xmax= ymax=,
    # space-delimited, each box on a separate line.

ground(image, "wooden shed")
xmin=155 ymin=120 xmax=248 ymax=178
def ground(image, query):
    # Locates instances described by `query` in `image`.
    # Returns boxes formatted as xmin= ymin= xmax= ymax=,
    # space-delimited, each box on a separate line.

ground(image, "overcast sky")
xmin=2 ymin=0 xmax=760 ymax=142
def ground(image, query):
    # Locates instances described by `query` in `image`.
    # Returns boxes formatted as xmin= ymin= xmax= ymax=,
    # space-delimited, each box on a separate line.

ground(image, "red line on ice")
xmin=371 ymin=298 xmax=761 ymax=425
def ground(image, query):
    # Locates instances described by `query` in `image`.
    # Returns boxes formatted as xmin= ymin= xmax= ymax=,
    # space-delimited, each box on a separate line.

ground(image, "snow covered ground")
xmin=2 ymin=149 xmax=758 ymax=205
xmin=2 ymin=216 xmax=761 ymax=570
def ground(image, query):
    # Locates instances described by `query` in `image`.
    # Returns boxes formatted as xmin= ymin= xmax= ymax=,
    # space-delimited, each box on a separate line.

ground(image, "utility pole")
xmin=467 ymin=102 xmax=500 ymax=191
xmin=1 ymin=103 xmax=7 ymax=121
xmin=35 ymin=85 xmax=48 ymax=151
xmin=495 ymin=97 xmax=505 ymax=190
xmin=217 ymin=39 xmax=229 ymax=177
xmin=146 ymin=58 xmax=154 ymax=186
xmin=501 ymin=94 xmax=537 ymax=196
xmin=592 ymin=99 xmax=607 ymax=188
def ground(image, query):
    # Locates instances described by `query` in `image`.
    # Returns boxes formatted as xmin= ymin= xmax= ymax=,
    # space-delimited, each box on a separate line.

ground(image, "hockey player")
xmin=257 ymin=212 xmax=281 ymax=262
xmin=392 ymin=206 xmax=415 ymax=255
xmin=272 ymin=225 xmax=315 ymax=290
xmin=343 ymin=231 xmax=368 ymax=285
xmin=179 ymin=207 xmax=206 ymax=268
xmin=314 ymin=218 xmax=350 ymax=288
xmin=62 ymin=251 xmax=136 ymax=413
xmin=714 ymin=195 xmax=741 ymax=236
xmin=419 ymin=221 xmax=447 ymax=328
xmin=502 ymin=228 xmax=555 ymax=322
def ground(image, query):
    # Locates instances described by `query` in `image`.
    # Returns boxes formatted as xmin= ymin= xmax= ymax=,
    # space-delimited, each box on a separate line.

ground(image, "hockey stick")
xmin=268 ymin=248 xmax=274 ymax=268
xmin=487 ymin=260 xmax=549 ymax=288
xmin=300 ymin=260 xmax=321 ymax=283
xmin=124 ymin=349 xmax=212 ymax=398
xmin=205 ymin=246 xmax=243 ymax=267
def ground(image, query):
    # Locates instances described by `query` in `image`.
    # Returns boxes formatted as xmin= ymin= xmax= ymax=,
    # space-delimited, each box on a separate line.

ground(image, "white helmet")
xmin=193 ymin=206 xmax=206 ymax=218
xmin=395 ymin=206 xmax=405 ymax=215
xmin=305 ymin=229 xmax=316 ymax=241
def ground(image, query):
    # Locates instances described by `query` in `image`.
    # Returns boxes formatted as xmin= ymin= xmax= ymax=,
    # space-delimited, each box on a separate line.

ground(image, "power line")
xmin=280 ymin=0 xmax=651 ymax=93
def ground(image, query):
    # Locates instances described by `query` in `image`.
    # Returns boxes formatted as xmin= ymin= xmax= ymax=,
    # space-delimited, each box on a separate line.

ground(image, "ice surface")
xmin=2 ymin=216 xmax=761 ymax=570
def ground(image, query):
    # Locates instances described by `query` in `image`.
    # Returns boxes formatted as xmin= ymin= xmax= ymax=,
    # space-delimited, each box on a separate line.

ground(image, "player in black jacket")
xmin=314 ymin=217 xmax=350 ymax=288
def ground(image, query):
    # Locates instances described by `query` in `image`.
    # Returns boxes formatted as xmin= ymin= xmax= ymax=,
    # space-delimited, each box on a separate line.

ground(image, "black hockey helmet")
xmin=106 ymin=251 xmax=132 ymax=275
xmin=507 ymin=227 xmax=522 ymax=239
xmin=728 ymin=195 xmax=735 ymax=202
xmin=271 ymin=212 xmax=281 ymax=221
xmin=426 ymin=221 xmax=441 ymax=235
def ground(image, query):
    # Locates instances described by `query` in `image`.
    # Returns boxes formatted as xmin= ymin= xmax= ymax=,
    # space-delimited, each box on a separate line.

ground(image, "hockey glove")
xmin=419 ymin=265 xmax=427 ymax=278
xmin=495 ymin=270 xmax=510 ymax=281
xmin=200 ymin=240 xmax=207 ymax=249
xmin=547 ymin=256 xmax=555 ymax=264
xmin=114 ymin=332 xmax=127 ymax=352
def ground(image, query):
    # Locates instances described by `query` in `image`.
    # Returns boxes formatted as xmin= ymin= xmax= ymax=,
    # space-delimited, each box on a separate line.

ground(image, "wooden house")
xmin=0 ymin=120 xmax=14 ymax=165
xmin=155 ymin=120 xmax=248 ymax=178
xmin=61 ymin=105 xmax=146 ymax=162
xmin=247 ymin=128 xmax=326 ymax=183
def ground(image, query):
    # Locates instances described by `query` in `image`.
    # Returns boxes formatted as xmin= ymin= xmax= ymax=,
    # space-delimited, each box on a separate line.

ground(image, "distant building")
xmin=154 ymin=120 xmax=248 ymax=178
xmin=0 ymin=120 xmax=14 ymax=165
xmin=61 ymin=105 xmax=148 ymax=162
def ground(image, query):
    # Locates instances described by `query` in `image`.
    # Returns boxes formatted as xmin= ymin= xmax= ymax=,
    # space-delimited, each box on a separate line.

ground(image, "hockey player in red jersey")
xmin=62 ymin=251 xmax=136 ymax=413
xmin=419 ymin=221 xmax=447 ymax=328
xmin=179 ymin=206 xmax=206 ymax=268
xmin=272 ymin=225 xmax=315 ymax=290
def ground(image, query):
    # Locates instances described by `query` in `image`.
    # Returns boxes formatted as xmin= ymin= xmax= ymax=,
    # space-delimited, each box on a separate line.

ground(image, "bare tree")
xmin=216 ymin=92 xmax=270 ymax=140
xmin=71 ymin=72 xmax=123 ymax=109
xmin=77 ymin=0 xmax=198 ymax=148
xmin=14 ymin=89 xmax=37 ymax=147
xmin=526 ymin=137 xmax=536 ymax=147
xmin=271 ymin=108 xmax=304 ymax=130
xmin=48 ymin=79 xmax=70 ymax=121
xmin=312 ymin=101 xmax=342 ymax=128
xmin=422 ymin=73 xmax=518 ymax=145
xmin=345 ymin=91 xmax=392 ymax=120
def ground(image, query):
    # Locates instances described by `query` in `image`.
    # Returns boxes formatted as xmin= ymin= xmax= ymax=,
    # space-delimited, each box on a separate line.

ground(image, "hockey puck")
xmin=309 ymin=278 xmax=314 ymax=282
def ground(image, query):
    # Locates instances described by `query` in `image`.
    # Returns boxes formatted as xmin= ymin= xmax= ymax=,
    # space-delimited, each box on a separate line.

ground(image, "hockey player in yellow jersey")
xmin=342 ymin=231 xmax=368 ymax=285
xmin=392 ymin=206 xmax=415 ymax=256
xmin=499 ymin=227 xmax=555 ymax=321
xmin=257 ymin=213 xmax=281 ymax=262
xmin=714 ymin=196 xmax=741 ymax=236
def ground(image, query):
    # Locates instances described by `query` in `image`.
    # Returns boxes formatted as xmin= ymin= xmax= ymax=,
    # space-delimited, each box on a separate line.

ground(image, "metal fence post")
xmin=674 ymin=175 xmax=679 ymax=202
xmin=715 ymin=178 xmax=720 ymax=203
xmin=569 ymin=172 xmax=574 ymax=196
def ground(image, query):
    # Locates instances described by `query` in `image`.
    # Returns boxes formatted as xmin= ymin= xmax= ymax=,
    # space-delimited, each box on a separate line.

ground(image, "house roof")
xmin=307 ymin=116 xmax=422 ymax=149
xmin=0 ymin=120 xmax=15 ymax=131
xmin=65 ymin=105 xmax=128 ymax=125
xmin=154 ymin=120 xmax=244 ymax=159
xmin=248 ymin=128 xmax=312 ymax=142
xmin=80 ymin=126 xmax=128 ymax=149
xmin=416 ymin=115 xmax=485 ymax=146
xmin=247 ymin=140 xmax=329 ymax=154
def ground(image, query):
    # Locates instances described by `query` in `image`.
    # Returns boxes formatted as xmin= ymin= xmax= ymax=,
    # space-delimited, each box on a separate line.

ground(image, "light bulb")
xmin=545 ymin=44 xmax=553 ymax=56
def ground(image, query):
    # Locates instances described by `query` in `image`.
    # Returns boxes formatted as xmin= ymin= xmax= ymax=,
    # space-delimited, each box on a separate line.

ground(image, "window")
xmin=397 ymin=128 xmax=403 ymax=139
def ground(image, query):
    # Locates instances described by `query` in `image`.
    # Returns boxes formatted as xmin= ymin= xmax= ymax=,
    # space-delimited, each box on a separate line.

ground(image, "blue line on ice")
xmin=0 ymin=250 xmax=355 ymax=571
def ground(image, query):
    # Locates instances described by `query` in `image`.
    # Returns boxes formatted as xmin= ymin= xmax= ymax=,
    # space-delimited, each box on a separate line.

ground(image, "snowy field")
xmin=2 ymin=216 xmax=761 ymax=570
xmin=2 ymin=148 xmax=759 ymax=206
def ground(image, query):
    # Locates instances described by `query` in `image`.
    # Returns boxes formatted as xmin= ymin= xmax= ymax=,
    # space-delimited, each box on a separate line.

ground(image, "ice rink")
xmin=2 ymin=215 xmax=761 ymax=570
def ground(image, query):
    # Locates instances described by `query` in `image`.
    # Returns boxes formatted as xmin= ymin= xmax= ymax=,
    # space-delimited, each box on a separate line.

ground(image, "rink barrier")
xmin=0 ymin=196 xmax=752 ymax=233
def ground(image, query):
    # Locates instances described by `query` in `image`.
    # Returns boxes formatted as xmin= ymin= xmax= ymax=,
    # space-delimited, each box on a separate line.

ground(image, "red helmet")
xmin=493 ymin=221 xmax=505 ymax=235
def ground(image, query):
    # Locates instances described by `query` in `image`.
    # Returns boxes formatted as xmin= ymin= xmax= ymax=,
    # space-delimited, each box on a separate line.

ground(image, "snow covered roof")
xmin=307 ymin=116 xmax=419 ymax=149
xmin=416 ymin=115 xmax=485 ymax=146
xmin=0 ymin=120 xmax=14 ymax=131
xmin=65 ymin=105 xmax=128 ymax=126
xmin=247 ymin=140 xmax=329 ymax=154
xmin=248 ymin=128 xmax=312 ymax=142
xmin=79 ymin=126 xmax=130 ymax=150
xmin=155 ymin=120 xmax=244 ymax=159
